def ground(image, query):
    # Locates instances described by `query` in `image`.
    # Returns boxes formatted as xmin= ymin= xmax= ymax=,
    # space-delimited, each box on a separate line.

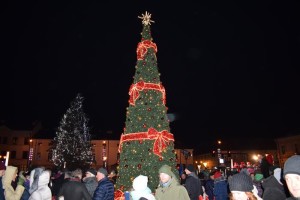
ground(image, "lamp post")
xmin=102 ymin=141 xmax=107 ymax=168
xmin=27 ymin=139 xmax=33 ymax=170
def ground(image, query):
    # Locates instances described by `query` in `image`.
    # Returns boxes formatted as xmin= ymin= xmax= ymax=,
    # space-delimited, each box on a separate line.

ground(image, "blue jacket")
xmin=0 ymin=177 xmax=5 ymax=200
xmin=92 ymin=177 xmax=114 ymax=200
xmin=214 ymin=178 xmax=228 ymax=200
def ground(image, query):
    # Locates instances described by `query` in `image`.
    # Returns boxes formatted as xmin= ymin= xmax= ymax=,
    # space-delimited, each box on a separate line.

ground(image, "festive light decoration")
xmin=50 ymin=93 xmax=93 ymax=170
xmin=115 ymin=12 xmax=177 ymax=194
xmin=138 ymin=11 xmax=154 ymax=26
xmin=119 ymin=128 xmax=174 ymax=157
xmin=129 ymin=81 xmax=166 ymax=106
xmin=137 ymin=40 xmax=157 ymax=60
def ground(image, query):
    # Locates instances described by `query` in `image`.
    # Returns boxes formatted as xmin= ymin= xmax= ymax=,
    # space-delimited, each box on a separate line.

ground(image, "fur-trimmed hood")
xmin=2 ymin=166 xmax=17 ymax=189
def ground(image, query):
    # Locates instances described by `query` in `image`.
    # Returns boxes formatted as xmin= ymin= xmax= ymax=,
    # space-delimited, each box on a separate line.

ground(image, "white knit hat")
xmin=133 ymin=175 xmax=148 ymax=191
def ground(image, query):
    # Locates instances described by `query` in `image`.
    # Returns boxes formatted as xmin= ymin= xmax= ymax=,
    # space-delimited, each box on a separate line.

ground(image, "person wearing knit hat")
xmin=253 ymin=171 xmax=264 ymax=198
xmin=284 ymin=155 xmax=300 ymax=199
xmin=228 ymin=172 xmax=260 ymax=200
xmin=184 ymin=165 xmax=203 ymax=200
xmin=155 ymin=164 xmax=190 ymax=200
xmin=0 ymin=161 xmax=6 ymax=200
xmin=82 ymin=168 xmax=98 ymax=197
xmin=213 ymin=170 xmax=228 ymax=200
xmin=86 ymin=168 xmax=97 ymax=177
xmin=93 ymin=167 xmax=114 ymax=199
xmin=130 ymin=175 xmax=155 ymax=200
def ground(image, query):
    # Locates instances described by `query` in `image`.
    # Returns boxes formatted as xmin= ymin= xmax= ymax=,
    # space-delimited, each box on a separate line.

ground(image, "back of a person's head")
xmin=72 ymin=168 xmax=82 ymax=179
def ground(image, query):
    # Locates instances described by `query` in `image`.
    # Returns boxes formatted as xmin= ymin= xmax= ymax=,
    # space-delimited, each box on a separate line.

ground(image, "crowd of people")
xmin=0 ymin=154 xmax=300 ymax=200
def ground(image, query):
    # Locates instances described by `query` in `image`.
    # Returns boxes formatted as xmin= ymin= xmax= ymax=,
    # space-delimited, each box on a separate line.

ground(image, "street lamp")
xmin=27 ymin=139 xmax=33 ymax=170
xmin=102 ymin=141 xmax=107 ymax=168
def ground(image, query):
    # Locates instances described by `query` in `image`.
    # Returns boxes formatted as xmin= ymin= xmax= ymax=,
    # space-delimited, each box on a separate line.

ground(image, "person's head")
xmin=72 ymin=168 xmax=82 ymax=179
xmin=184 ymin=164 xmax=195 ymax=175
xmin=132 ymin=175 xmax=148 ymax=191
xmin=0 ymin=162 xmax=6 ymax=177
xmin=214 ymin=171 xmax=222 ymax=179
xmin=85 ymin=168 xmax=97 ymax=178
xmin=108 ymin=170 xmax=116 ymax=178
xmin=228 ymin=191 xmax=257 ymax=200
xmin=180 ymin=173 xmax=186 ymax=179
xmin=284 ymin=155 xmax=300 ymax=198
xmin=96 ymin=167 xmax=108 ymax=182
xmin=229 ymin=172 xmax=254 ymax=200
xmin=158 ymin=164 xmax=174 ymax=184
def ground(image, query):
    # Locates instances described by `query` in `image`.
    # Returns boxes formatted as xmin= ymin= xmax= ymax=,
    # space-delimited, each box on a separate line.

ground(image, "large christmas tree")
xmin=51 ymin=93 xmax=93 ymax=171
xmin=115 ymin=12 xmax=177 ymax=196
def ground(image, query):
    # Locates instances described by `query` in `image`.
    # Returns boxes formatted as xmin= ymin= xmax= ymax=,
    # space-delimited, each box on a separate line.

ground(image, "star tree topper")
xmin=138 ymin=11 xmax=155 ymax=25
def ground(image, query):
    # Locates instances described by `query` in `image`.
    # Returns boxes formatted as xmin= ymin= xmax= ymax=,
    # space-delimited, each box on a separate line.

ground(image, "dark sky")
xmin=1 ymin=1 xmax=300 ymax=151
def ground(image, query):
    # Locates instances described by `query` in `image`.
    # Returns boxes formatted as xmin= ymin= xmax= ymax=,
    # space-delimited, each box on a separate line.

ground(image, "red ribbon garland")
xmin=137 ymin=40 xmax=157 ymax=60
xmin=119 ymin=127 xmax=174 ymax=157
xmin=114 ymin=189 xmax=125 ymax=200
xmin=129 ymin=81 xmax=166 ymax=106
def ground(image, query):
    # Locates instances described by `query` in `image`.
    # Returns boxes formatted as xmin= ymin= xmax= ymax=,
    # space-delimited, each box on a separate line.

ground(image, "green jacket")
xmin=155 ymin=177 xmax=190 ymax=200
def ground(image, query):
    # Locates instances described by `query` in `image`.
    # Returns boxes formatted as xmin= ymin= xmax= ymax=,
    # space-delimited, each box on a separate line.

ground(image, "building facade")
xmin=275 ymin=134 xmax=300 ymax=167
xmin=0 ymin=125 xmax=194 ymax=171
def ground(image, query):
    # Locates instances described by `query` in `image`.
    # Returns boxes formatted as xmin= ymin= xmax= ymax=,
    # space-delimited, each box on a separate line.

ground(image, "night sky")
xmin=1 ymin=1 xmax=300 ymax=152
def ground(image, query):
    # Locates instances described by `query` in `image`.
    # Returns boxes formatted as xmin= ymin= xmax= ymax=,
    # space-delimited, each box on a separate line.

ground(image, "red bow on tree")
xmin=147 ymin=127 xmax=174 ymax=157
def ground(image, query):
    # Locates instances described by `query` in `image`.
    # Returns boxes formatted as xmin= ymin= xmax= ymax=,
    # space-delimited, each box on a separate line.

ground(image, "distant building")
xmin=0 ymin=124 xmax=194 ymax=171
xmin=275 ymin=134 xmax=300 ymax=167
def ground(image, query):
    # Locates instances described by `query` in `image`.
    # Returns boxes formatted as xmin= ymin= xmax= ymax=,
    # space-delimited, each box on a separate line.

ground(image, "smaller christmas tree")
xmin=50 ymin=93 xmax=93 ymax=171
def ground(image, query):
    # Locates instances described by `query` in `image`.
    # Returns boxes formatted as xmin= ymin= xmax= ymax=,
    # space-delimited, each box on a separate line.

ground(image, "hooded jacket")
xmin=29 ymin=169 xmax=52 ymax=200
xmin=155 ymin=165 xmax=190 ymax=200
xmin=262 ymin=175 xmax=287 ymax=200
xmin=2 ymin=166 xmax=25 ymax=200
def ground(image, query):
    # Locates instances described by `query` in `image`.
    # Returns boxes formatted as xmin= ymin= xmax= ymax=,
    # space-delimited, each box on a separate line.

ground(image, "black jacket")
xmin=58 ymin=178 xmax=91 ymax=200
xmin=185 ymin=173 xmax=203 ymax=200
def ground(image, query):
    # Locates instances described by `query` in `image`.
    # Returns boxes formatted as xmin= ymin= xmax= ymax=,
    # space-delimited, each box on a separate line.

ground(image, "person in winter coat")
xmin=2 ymin=165 xmax=25 ymax=200
xmin=213 ymin=171 xmax=228 ymax=200
xmin=283 ymin=155 xmax=300 ymax=200
xmin=92 ymin=168 xmax=114 ymax=200
xmin=262 ymin=167 xmax=287 ymax=200
xmin=0 ymin=162 xmax=6 ymax=200
xmin=252 ymin=171 xmax=263 ymax=198
xmin=83 ymin=168 xmax=98 ymax=197
xmin=58 ymin=168 xmax=91 ymax=200
xmin=20 ymin=171 xmax=31 ymax=200
xmin=204 ymin=172 xmax=215 ymax=200
xmin=184 ymin=164 xmax=203 ymax=200
xmin=130 ymin=175 xmax=155 ymax=200
xmin=228 ymin=172 xmax=259 ymax=200
xmin=155 ymin=164 xmax=190 ymax=200
xmin=29 ymin=168 xmax=52 ymax=200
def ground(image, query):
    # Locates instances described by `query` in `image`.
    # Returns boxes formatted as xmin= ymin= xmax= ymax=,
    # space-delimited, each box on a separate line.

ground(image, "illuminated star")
xmin=138 ymin=11 xmax=155 ymax=25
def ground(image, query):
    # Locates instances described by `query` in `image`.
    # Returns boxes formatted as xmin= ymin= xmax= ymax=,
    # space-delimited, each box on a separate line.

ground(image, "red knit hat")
xmin=0 ymin=162 xmax=6 ymax=170
xmin=214 ymin=171 xmax=222 ymax=179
